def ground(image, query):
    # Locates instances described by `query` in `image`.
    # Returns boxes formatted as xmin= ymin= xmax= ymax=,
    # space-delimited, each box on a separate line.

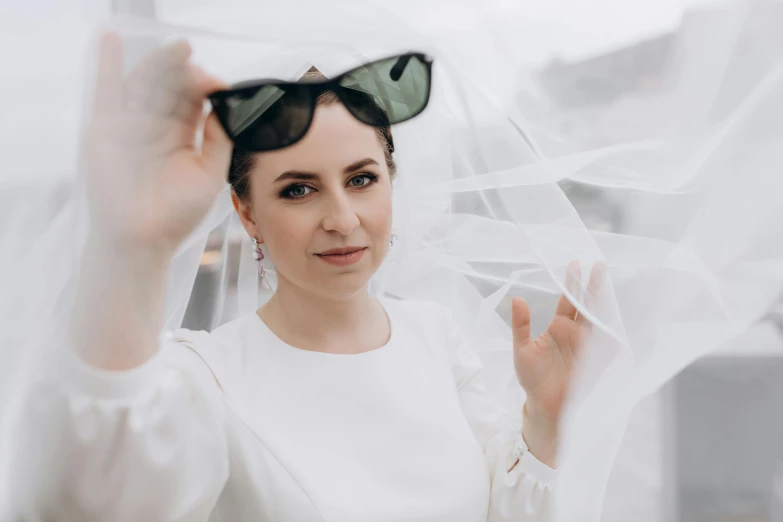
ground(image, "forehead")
xmin=254 ymin=103 xmax=385 ymax=180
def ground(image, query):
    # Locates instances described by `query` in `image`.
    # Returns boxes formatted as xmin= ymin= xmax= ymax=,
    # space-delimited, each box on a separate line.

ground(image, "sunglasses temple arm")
xmin=389 ymin=55 xmax=413 ymax=81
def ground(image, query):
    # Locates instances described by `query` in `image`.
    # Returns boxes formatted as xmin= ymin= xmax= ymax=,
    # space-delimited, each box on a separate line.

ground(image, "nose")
xmin=321 ymin=191 xmax=360 ymax=235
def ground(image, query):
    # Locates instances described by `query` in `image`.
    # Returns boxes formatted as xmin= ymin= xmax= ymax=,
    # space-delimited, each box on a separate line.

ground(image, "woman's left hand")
xmin=511 ymin=261 xmax=604 ymax=466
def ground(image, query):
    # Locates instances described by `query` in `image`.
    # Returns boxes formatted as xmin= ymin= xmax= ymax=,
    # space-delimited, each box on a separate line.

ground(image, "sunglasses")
xmin=208 ymin=52 xmax=433 ymax=153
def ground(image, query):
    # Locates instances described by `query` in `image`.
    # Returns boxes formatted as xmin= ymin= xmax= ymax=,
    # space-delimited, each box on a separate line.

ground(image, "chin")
xmin=308 ymin=266 xmax=379 ymax=300
xmin=316 ymin=276 xmax=373 ymax=300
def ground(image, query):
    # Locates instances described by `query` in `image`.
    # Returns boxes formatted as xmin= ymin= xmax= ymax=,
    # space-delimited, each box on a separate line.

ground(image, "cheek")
xmin=363 ymin=189 xmax=393 ymax=235
xmin=258 ymin=208 xmax=313 ymax=256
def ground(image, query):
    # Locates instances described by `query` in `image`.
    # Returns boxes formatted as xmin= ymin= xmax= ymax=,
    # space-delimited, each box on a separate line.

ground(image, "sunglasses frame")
xmin=207 ymin=51 xmax=433 ymax=153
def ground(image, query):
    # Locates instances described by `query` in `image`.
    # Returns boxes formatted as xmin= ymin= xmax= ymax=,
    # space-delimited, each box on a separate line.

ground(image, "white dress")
xmin=7 ymin=298 xmax=555 ymax=521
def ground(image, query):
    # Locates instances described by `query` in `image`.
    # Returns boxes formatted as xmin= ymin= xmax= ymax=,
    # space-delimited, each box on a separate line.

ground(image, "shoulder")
xmin=173 ymin=313 xmax=257 ymax=352
xmin=169 ymin=313 xmax=259 ymax=392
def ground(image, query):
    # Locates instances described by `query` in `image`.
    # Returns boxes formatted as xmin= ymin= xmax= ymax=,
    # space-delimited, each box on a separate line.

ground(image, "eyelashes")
xmin=347 ymin=173 xmax=378 ymax=188
xmin=279 ymin=173 xmax=379 ymax=200
xmin=280 ymin=183 xmax=313 ymax=199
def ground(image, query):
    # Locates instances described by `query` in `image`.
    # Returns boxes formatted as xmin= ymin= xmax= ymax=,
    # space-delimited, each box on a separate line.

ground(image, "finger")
xmin=200 ymin=111 xmax=233 ymax=182
xmin=124 ymin=39 xmax=192 ymax=114
xmin=128 ymin=39 xmax=192 ymax=87
xmin=511 ymin=296 xmax=532 ymax=347
xmin=93 ymin=32 xmax=124 ymax=114
xmin=172 ymin=65 xmax=230 ymax=123
xmin=555 ymin=259 xmax=581 ymax=319
xmin=165 ymin=65 xmax=215 ymax=125
xmin=578 ymin=261 xmax=607 ymax=327
xmin=145 ymin=42 xmax=195 ymax=115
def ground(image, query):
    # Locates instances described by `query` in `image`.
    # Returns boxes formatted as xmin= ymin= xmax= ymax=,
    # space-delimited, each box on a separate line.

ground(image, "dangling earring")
xmin=252 ymin=237 xmax=272 ymax=290
xmin=386 ymin=229 xmax=398 ymax=262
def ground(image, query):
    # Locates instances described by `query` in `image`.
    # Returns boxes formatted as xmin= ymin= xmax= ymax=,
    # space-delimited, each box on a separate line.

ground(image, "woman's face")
xmin=233 ymin=103 xmax=393 ymax=299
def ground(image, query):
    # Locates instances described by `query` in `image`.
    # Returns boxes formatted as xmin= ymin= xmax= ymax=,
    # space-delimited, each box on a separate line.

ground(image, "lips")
xmin=315 ymin=246 xmax=367 ymax=267
xmin=316 ymin=247 xmax=367 ymax=256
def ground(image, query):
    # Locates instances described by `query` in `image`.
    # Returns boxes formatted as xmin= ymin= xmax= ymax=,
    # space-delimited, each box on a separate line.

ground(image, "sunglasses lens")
xmin=213 ymin=54 xmax=431 ymax=151
xmin=217 ymin=84 xmax=313 ymax=151
xmin=338 ymin=54 xmax=430 ymax=126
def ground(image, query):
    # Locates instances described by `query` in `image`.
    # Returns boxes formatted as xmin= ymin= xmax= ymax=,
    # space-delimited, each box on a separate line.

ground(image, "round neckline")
xmin=251 ymin=297 xmax=397 ymax=358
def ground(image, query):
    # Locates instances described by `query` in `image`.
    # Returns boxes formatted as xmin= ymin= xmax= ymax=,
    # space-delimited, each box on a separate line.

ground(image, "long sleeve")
xmin=441 ymin=306 xmax=555 ymax=522
xmin=3 ymin=330 xmax=230 ymax=522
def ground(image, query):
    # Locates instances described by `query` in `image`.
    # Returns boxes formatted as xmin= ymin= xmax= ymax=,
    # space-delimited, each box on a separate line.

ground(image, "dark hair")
xmin=228 ymin=66 xmax=397 ymax=201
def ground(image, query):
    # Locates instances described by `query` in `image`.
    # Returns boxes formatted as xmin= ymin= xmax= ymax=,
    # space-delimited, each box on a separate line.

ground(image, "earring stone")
xmin=251 ymin=237 xmax=272 ymax=290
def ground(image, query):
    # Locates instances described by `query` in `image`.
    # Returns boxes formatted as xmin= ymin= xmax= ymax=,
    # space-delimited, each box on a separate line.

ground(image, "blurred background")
xmin=1 ymin=0 xmax=782 ymax=520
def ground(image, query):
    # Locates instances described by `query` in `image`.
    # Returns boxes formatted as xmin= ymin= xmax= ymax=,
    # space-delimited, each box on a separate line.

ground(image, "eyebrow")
xmin=273 ymin=158 xmax=380 ymax=183
xmin=343 ymin=158 xmax=379 ymax=173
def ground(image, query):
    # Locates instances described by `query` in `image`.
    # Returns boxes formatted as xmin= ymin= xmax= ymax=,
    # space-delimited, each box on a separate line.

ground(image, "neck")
xmin=259 ymin=275 xmax=389 ymax=353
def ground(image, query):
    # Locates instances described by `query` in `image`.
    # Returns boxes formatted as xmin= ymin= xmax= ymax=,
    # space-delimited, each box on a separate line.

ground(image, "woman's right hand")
xmin=84 ymin=33 xmax=233 ymax=260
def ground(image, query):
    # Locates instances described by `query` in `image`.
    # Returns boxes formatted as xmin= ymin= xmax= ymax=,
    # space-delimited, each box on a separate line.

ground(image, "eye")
xmin=349 ymin=173 xmax=378 ymax=188
xmin=281 ymin=184 xmax=314 ymax=199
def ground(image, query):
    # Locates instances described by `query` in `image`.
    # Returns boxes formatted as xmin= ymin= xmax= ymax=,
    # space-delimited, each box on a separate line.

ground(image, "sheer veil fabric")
xmin=2 ymin=1 xmax=783 ymax=520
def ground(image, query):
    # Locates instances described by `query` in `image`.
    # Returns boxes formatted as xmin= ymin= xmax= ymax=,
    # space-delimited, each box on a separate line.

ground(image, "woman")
xmin=8 ymin=34 xmax=598 ymax=522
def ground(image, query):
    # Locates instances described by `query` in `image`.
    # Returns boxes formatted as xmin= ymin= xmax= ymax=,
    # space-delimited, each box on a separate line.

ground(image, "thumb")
xmin=92 ymin=32 xmax=124 ymax=114
xmin=511 ymin=296 xmax=531 ymax=348
xmin=201 ymin=112 xmax=233 ymax=181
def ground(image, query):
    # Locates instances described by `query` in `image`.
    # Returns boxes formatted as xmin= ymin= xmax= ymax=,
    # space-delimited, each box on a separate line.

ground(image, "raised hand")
xmin=84 ymin=33 xmax=232 ymax=258
xmin=511 ymin=261 xmax=605 ymax=466
xmin=72 ymin=34 xmax=233 ymax=371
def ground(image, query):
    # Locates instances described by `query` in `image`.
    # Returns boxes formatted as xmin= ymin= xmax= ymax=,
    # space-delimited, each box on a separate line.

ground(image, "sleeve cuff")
xmin=515 ymin=446 xmax=557 ymax=486
xmin=505 ymin=429 xmax=557 ymax=487
xmin=53 ymin=330 xmax=176 ymax=402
